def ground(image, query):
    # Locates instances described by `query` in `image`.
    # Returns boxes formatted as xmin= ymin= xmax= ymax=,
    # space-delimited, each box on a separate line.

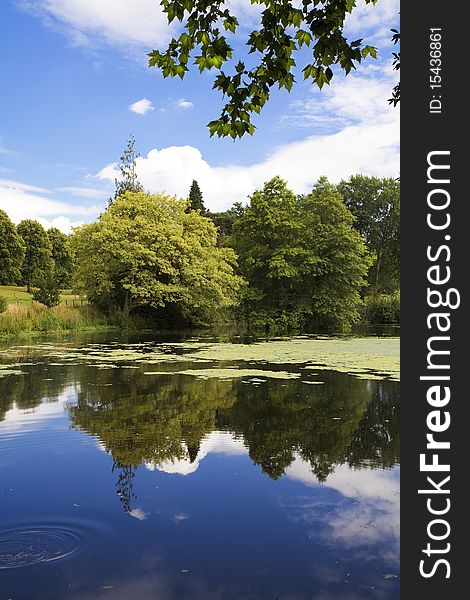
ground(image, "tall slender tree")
xmin=110 ymin=135 xmax=144 ymax=205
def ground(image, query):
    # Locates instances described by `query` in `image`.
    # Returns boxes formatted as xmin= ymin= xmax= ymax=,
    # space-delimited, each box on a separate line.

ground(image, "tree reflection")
xmin=112 ymin=461 xmax=137 ymax=513
xmin=0 ymin=355 xmax=399 ymax=512
xmin=68 ymin=367 xmax=399 ymax=509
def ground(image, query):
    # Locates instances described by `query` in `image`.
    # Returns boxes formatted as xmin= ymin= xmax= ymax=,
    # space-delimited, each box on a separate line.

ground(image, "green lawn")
xmin=0 ymin=286 xmax=87 ymax=307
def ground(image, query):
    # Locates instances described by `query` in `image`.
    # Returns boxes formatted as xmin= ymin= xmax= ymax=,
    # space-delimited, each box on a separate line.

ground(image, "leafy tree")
xmin=110 ymin=135 xmax=144 ymax=205
xmin=16 ymin=220 xmax=53 ymax=292
xmin=337 ymin=175 xmax=400 ymax=293
xmin=208 ymin=202 xmax=245 ymax=246
xmin=48 ymin=227 xmax=74 ymax=287
xmin=299 ymin=178 xmax=372 ymax=328
xmin=149 ymin=0 xmax=379 ymax=138
xmin=230 ymin=176 xmax=302 ymax=311
xmin=0 ymin=209 xmax=25 ymax=285
xmin=31 ymin=272 xmax=61 ymax=308
xmin=230 ymin=177 xmax=371 ymax=329
xmin=186 ymin=179 xmax=207 ymax=214
xmin=72 ymin=191 xmax=244 ymax=325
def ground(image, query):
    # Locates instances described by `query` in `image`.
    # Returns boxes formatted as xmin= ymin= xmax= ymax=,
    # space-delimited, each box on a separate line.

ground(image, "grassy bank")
xmin=0 ymin=285 xmax=86 ymax=307
xmin=0 ymin=303 xmax=112 ymax=337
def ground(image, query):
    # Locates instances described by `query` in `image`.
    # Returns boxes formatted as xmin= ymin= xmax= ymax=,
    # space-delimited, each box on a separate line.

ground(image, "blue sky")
xmin=0 ymin=0 xmax=399 ymax=232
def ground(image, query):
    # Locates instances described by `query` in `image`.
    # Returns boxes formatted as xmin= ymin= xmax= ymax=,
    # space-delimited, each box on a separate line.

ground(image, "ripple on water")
xmin=0 ymin=527 xmax=80 ymax=569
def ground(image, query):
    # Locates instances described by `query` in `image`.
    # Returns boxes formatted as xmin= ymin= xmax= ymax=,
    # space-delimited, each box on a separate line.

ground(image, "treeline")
xmin=0 ymin=212 xmax=74 ymax=306
xmin=0 ymin=142 xmax=399 ymax=331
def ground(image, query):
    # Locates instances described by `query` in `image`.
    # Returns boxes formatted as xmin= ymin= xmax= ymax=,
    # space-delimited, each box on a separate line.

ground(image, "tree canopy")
xmin=149 ymin=0 xmax=379 ymax=138
xmin=16 ymin=220 xmax=53 ymax=292
xmin=0 ymin=209 xmax=25 ymax=285
xmin=337 ymin=175 xmax=400 ymax=293
xmin=48 ymin=227 xmax=74 ymax=287
xmin=71 ymin=191 xmax=244 ymax=325
xmin=230 ymin=176 xmax=371 ymax=329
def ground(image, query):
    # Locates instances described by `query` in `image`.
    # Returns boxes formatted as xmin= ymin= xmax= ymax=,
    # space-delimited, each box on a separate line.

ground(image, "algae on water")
xmin=0 ymin=336 xmax=399 ymax=382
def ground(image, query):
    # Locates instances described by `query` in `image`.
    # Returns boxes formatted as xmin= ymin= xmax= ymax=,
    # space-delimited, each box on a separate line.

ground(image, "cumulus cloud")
xmin=129 ymin=98 xmax=155 ymax=115
xmin=97 ymin=121 xmax=398 ymax=212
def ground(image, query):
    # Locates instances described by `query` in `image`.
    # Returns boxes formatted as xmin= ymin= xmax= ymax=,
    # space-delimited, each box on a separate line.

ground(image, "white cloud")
xmin=57 ymin=186 xmax=108 ymax=199
xmin=281 ymin=62 xmax=398 ymax=131
xmin=0 ymin=178 xmax=102 ymax=233
xmin=93 ymin=62 xmax=399 ymax=211
xmin=18 ymin=0 xmax=176 ymax=50
xmin=175 ymin=99 xmax=194 ymax=110
xmin=97 ymin=119 xmax=398 ymax=212
xmin=344 ymin=0 xmax=400 ymax=38
xmin=36 ymin=216 xmax=85 ymax=234
xmin=129 ymin=98 xmax=155 ymax=115
xmin=0 ymin=177 xmax=50 ymax=194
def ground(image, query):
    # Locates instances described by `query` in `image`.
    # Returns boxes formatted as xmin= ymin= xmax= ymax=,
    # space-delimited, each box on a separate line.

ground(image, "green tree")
xmin=72 ymin=191 xmax=244 ymax=325
xmin=0 ymin=209 xmax=25 ymax=285
xmin=299 ymin=178 xmax=372 ymax=328
xmin=31 ymin=272 xmax=61 ymax=308
xmin=16 ymin=220 xmax=53 ymax=292
xmin=149 ymin=0 xmax=379 ymax=138
xmin=186 ymin=179 xmax=207 ymax=214
xmin=209 ymin=202 xmax=245 ymax=246
xmin=337 ymin=175 xmax=400 ymax=293
xmin=48 ymin=227 xmax=74 ymax=287
xmin=230 ymin=177 xmax=303 ymax=315
xmin=110 ymin=135 xmax=144 ymax=205
xmin=230 ymin=177 xmax=371 ymax=329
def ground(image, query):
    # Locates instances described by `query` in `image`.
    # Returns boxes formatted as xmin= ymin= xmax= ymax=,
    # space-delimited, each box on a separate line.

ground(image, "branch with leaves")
xmin=148 ymin=0 xmax=378 ymax=138
xmin=388 ymin=27 xmax=400 ymax=106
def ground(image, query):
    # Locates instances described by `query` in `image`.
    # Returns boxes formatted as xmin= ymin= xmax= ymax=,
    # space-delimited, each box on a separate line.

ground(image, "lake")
xmin=0 ymin=332 xmax=399 ymax=599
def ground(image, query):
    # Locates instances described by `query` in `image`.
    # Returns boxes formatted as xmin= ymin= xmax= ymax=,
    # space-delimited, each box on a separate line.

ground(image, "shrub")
xmin=0 ymin=294 xmax=7 ymax=313
xmin=363 ymin=292 xmax=400 ymax=324
xmin=32 ymin=275 xmax=61 ymax=308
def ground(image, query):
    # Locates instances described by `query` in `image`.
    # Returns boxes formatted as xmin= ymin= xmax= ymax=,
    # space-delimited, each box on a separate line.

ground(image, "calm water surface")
xmin=0 ymin=333 xmax=399 ymax=599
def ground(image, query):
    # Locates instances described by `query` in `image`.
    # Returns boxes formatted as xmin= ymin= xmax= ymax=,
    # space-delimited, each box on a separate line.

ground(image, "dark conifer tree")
xmin=186 ymin=180 xmax=206 ymax=214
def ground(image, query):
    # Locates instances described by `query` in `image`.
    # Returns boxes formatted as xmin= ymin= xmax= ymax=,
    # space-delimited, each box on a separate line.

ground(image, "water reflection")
xmin=0 ymin=338 xmax=400 ymax=599
xmin=1 ymin=360 xmax=399 ymax=511
xmin=65 ymin=369 xmax=398 ymax=511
